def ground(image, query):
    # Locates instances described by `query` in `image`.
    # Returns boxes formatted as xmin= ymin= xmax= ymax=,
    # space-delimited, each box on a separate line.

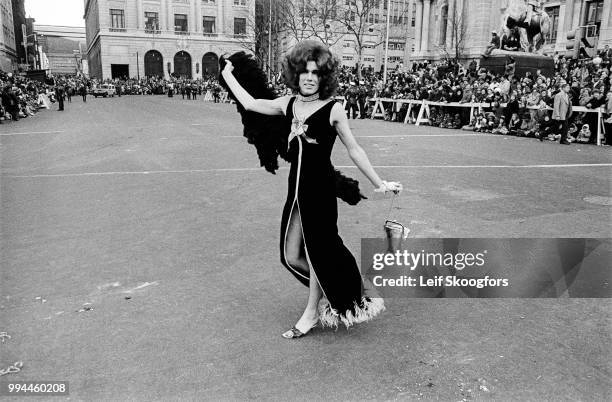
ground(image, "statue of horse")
xmin=502 ymin=0 xmax=551 ymax=53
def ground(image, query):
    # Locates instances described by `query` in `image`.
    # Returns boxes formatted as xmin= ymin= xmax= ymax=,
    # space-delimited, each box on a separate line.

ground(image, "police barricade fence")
xmin=367 ymin=97 xmax=606 ymax=146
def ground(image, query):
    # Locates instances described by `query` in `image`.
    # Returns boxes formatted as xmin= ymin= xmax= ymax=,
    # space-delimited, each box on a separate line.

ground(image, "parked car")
xmin=93 ymin=84 xmax=116 ymax=98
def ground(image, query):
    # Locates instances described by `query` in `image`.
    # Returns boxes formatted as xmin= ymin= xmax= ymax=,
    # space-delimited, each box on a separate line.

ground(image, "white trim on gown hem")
xmin=318 ymin=296 xmax=385 ymax=329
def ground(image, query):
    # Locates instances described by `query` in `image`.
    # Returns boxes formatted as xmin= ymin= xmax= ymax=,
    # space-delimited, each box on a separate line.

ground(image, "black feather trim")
xmin=219 ymin=52 xmax=366 ymax=205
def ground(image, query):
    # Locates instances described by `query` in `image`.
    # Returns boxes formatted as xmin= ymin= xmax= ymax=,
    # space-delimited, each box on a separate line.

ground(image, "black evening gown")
xmin=279 ymin=97 xmax=385 ymax=328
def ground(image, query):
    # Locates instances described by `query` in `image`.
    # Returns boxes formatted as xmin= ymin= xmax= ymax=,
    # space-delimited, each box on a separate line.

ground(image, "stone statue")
xmin=502 ymin=0 xmax=551 ymax=53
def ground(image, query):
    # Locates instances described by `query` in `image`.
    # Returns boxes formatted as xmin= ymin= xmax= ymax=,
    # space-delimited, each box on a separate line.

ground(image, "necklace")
xmin=297 ymin=92 xmax=320 ymax=102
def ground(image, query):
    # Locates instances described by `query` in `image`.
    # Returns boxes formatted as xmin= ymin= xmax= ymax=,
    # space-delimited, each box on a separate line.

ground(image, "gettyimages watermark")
xmin=361 ymin=238 xmax=611 ymax=298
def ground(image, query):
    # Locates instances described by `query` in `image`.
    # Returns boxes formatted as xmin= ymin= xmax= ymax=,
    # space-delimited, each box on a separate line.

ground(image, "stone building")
xmin=270 ymin=1 xmax=611 ymax=71
xmin=410 ymin=0 xmax=612 ymax=61
xmin=273 ymin=0 xmax=415 ymax=73
xmin=35 ymin=25 xmax=87 ymax=75
xmin=0 ymin=0 xmax=16 ymax=71
xmin=11 ymin=0 xmax=25 ymax=65
xmin=84 ymin=0 xmax=256 ymax=80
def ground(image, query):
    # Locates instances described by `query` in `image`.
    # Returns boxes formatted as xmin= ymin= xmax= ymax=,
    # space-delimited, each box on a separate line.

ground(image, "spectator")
xmin=552 ymin=83 xmax=573 ymax=145
xmin=482 ymin=31 xmax=501 ymax=58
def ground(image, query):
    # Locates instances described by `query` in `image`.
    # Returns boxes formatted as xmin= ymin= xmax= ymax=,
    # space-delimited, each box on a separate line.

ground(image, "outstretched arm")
xmin=221 ymin=60 xmax=288 ymax=116
xmin=331 ymin=102 xmax=402 ymax=193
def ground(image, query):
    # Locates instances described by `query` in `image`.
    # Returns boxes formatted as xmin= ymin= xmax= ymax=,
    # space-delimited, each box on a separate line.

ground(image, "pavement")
xmin=1 ymin=95 xmax=611 ymax=401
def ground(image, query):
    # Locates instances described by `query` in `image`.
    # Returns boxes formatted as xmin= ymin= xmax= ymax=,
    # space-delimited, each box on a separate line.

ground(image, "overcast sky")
xmin=25 ymin=0 xmax=85 ymax=27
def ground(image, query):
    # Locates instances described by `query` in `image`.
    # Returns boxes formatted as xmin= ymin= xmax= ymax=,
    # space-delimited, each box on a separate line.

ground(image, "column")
xmin=217 ymin=0 xmax=225 ymax=35
xmin=564 ymin=0 xmax=575 ymax=34
xmin=136 ymin=0 xmax=143 ymax=30
xmin=194 ymin=0 xmax=202 ymax=33
xmin=168 ymin=0 xmax=174 ymax=33
xmin=601 ymin=0 xmax=612 ymax=45
xmin=421 ymin=0 xmax=431 ymax=55
xmin=188 ymin=0 xmax=195 ymax=34
xmin=414 ymin=0 xmax=423 ymax=54
xmin=445 ymin=0 xmax=455 ymax=51
xmin=160 ymin=0 xmax=167 ymax=31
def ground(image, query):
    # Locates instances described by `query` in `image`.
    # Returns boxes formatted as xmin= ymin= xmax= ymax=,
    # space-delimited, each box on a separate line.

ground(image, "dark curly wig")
xmin=283 ymin=40 xmax=339 ymax=100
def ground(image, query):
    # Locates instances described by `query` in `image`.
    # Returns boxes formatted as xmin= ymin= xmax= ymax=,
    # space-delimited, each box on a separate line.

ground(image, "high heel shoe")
xmin=281 ymin=318 xmax=319 ymax=339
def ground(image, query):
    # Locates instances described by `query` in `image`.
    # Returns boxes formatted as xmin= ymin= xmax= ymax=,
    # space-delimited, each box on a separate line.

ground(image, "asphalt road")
xmin=1 ymin=95 xmax=611 ymax=401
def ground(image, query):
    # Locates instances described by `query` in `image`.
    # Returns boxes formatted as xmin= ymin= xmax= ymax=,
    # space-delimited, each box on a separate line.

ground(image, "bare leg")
xmin=284 ymin=204 xmax=323 ymax=335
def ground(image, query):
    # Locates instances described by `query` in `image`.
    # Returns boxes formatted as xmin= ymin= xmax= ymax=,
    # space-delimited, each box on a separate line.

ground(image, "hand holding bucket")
xmin=376 ymin=182 xmax=409 ymax=252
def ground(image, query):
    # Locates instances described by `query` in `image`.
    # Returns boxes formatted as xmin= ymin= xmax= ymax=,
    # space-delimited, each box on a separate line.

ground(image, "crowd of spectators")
xmin=0 ymin=71 xmax=54 ymax=124
xmin=4 ymin=47 xmax=612 ymax=144
xmin=91 ymin=74 xmax=225 ymax=100
xmin=331 ymin=48 xmax=612 ymax=145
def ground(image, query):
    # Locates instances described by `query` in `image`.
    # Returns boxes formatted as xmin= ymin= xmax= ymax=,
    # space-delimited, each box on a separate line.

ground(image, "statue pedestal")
xmin=479 ymin=50 xmax=555 ymax=78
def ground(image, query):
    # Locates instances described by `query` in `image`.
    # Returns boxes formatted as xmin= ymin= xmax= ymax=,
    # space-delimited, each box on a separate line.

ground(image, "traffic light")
xmin=566 ymin=29 xmax=581 ymax=59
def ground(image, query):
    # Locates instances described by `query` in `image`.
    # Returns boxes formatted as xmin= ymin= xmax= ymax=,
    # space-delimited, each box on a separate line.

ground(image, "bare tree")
xmin=330 ymin=0 xmax=412 ymax=78
xmin=276 ymin=0 xmax=343 ymax=47
xmin=270 ymin=0 xmax=412 ymax=78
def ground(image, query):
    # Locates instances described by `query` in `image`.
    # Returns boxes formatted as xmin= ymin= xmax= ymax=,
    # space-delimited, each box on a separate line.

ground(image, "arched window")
xmin=440 ymin=5 xmax=448 ymax=46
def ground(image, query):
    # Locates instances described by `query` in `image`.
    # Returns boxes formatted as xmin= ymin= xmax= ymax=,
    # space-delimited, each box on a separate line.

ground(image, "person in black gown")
xmin=221 ymin=41 xmax=402 ymax=338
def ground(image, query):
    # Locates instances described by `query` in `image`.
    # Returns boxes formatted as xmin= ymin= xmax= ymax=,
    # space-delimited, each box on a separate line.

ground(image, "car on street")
xmin=93 ymin=84 xmax=116 ymax=98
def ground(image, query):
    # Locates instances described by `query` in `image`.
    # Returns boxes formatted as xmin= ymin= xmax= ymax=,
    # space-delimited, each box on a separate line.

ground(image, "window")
xmin=233 ymin=0 xmax=246 ymax=5
xmin=174 ymin=14 xmax=188 ymax=33
xmin=342 ymin=55 xmax=353 ymax=61
xmin=234 ymin=17 xmax=246 ymax=36
xmin=439 ymin=5 xmax=448 ymax=46
xmin=412 ymin=6 xmax=416 ymax=27
xmin=343 ymin=41 xmax=353 ymax=48
xmin=203 ymin=16 xmax=215 ymax=34
xmin=545 ymin=6 xmax=559 ymax=43
xmin=585 ymin=0 xmax=603 ymax=37
xmin=110 ymin=9 xmax=125 ymax=29
xmin=202 ymin=0 xmax=215 ymax=3
xmin=145 ymin=12 xmax=159 ymax=32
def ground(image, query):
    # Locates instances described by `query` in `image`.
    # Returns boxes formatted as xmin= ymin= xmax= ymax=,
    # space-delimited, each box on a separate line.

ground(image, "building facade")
xmin=84 ymin=0 xmax=256 ymax=80
xmin=410 ymin=0 xmax=612 ymax=61
xmin=0 ymin=0 xmax=16 ymax=72
xmin=34 ymin=25 xmax=87 ymax=75
xmin=271 ymin=0 xmax=611 ymax=73
xmin=11 ymin=0 xmax=25 ymax=65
